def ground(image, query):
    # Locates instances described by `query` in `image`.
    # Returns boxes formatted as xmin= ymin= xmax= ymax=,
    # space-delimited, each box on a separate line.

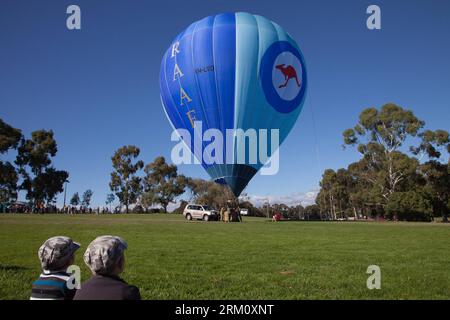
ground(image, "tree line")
xmin=2 ymin=103 xmax=448 ymax=221
xmin=0 ymin=119 xmax=68 ymax=211
xmin=107 ymin=147 xmax=239 ymax=213
xmin=316 ymin=103 xmax=449 ymax=222
xmin=0 ymin=117 xmax=250 ymax=214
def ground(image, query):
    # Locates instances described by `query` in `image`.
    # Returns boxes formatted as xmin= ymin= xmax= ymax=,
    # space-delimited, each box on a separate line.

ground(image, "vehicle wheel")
xmin=203 ymin=214 xmax=209 ymax=221
xmin=186 ymin=213 xmax=192 ymax=221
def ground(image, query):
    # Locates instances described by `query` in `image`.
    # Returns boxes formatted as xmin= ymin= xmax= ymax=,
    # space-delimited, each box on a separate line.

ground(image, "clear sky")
xmin=1 ymin=0 xmax=449 ymax=208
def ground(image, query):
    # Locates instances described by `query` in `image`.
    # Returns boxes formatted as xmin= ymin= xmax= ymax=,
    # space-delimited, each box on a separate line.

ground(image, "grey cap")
xmin=38 ymin=236 xmax=80 ymax=271
xmin=83 ymin=235 xmax=128 ymax=275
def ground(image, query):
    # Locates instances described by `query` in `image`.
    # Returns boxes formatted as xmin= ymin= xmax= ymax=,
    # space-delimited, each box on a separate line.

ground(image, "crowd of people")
xmin=61 ymin=206 xmax=114 ymax=214
xmin=1 ymin=203 xmax=117 ymax=214
xmin=0 ymin=202 xmax=58 ymax=214
xmin=219 ymin=200 xmax=243 ymax=222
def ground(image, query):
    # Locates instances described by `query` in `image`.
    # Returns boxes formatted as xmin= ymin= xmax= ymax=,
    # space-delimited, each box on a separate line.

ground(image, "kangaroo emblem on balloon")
xmin=275 ymin=64 xmax=301 ymax=88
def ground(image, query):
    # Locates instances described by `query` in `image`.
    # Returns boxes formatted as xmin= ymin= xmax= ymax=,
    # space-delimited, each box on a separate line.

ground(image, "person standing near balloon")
xmin=224 ymin=204 xmax=230 ymax=223
xmin=219 ymin=207 xmax=225 ymax=222
xmin=237 ymin=206 xmax=243 ymax=222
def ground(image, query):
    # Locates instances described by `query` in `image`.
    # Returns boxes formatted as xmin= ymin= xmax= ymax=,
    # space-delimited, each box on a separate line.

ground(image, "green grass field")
xmin=0 ymin=214 xmax=449 ymax=300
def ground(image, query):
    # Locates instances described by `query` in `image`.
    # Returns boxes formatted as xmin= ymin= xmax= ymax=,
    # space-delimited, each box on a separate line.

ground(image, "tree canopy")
xmin=317 ymin=103 xmax=449 ymax=221
xmin=0 ymin=119 xmax=22 ymax=203
xmin=15 ymin=130 xmax=68 ymax=208
xmin=109 ymin=145 xmax=143 ymax=213
xmin=142 ymin=156 xmax=186 ymax=213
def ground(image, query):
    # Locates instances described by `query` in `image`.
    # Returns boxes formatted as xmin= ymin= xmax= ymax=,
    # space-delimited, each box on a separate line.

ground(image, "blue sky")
xmin=1 ymin=0 xmax=449 ymax=208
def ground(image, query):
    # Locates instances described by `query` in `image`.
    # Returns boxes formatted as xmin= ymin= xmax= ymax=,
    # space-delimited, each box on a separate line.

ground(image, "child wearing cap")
xmin=30 ymin=236 xmax=80 ymax=300
xmin=74 ymin=235 xmax=141 ymax=300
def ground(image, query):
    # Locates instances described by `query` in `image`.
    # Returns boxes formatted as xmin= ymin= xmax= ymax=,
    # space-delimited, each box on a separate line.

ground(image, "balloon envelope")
xmin=160 ymin=12 xmax=307 ymax=197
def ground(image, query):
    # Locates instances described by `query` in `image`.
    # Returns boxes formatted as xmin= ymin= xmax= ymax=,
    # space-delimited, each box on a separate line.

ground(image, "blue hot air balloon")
xmin=159 ymin=12 xmax=307 ymax=197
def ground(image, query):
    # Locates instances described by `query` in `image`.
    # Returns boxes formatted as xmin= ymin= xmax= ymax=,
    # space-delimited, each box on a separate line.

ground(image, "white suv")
xmin=183 ymin=204 xmax=219 ymax=221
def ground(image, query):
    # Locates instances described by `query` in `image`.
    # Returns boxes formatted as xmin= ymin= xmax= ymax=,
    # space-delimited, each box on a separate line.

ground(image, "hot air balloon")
xmin=159 ymin=12 xmax=307 ymax=197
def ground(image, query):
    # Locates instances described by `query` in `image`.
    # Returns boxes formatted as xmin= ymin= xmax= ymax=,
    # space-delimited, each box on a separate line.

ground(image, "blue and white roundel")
xmin=159 ymin=12 xmax=308 ymax=197
xmin=260 ymin=41 xmax=307 ymax=113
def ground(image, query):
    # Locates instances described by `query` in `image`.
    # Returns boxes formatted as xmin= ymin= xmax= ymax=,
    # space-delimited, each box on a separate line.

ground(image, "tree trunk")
xmin=330 ymin=193 xmax=336 ymax=220
xmin=443 ymin=211 xmax=448 ymax=222
xmin=329 ymin=192 xmax=333 ymax=220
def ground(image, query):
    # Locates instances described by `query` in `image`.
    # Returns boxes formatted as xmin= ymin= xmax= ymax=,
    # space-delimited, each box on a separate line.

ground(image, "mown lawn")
xmin=0 ymin=214 xmax=449 ymax=299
